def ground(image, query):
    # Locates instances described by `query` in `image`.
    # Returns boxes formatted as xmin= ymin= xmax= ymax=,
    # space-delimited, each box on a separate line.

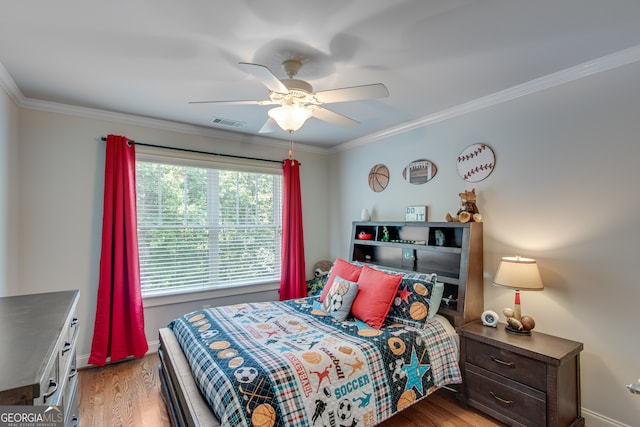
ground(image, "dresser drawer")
xmin=466 ymin=364 xmax=546 ymax=427
xmin=35 ymin=354 xmax=61 ymax=406
xmin=465 ymin=338 xmax=547 ymax=390
xmin=64 ymin=374 xmax=79 ymax=427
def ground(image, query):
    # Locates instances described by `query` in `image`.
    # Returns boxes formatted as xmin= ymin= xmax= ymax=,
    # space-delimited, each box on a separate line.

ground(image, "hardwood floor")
xmin=79 ymin=353 xmax=505 ymax=427
xmin=78 ymin=353 xmax=171 ymax=427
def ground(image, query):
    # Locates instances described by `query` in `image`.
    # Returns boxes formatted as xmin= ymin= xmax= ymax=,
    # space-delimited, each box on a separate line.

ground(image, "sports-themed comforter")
xmin=168 ymin=297 xmax=461 ymax=427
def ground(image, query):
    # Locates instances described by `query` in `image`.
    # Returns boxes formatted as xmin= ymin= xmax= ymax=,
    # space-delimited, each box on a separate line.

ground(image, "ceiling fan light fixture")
xmin=268 ymin=105 xmax=312 ymax=132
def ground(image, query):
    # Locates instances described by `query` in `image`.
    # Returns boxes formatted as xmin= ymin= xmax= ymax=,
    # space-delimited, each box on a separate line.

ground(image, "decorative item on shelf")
xmin=481 ymin=310 xmax=499 ymax=328
xmin=402 ymin=159 xmax=437 ymax=185
xmin=357 ymin=231 xmax=372 ymax=240
xmin=456 ymin=143 xmax=495 ymax=182
xmin=405 ymin=206 xmax=427 ymax=221
xmin=390 ymin=239 xmax=426 ymax=245
xmin=381 ymin=226 xmax=390 ymax=242
xmin=360 ymin=208 xmax=370 ymax=221
xmin=445 ymin=188 xmax=481 ymax=223
xmin=434 ymin=229 xmax=445 ymax=246
xmin=441 ymin=295 xmax=457 ymax=307
xmin=493 ymin=255 xmax=544 ymax=335
xmin=368 ymin=164 xmax=389 ymax=193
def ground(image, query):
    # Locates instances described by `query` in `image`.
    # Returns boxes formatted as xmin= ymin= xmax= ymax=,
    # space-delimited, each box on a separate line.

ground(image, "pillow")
xmin=350 ymin=264 xmax=403 ymax=329
xmin=387 ymin=272 xmax=444 ymax=328
xmin=319 ymin=258 xmax=362 ymax=302
xmin=321 ymin=275 xmax=359 ymax=322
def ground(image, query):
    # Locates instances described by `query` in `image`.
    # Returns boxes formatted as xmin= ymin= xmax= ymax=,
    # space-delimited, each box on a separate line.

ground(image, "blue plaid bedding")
xmin=168 ymin=297 xmax=461 ymax=427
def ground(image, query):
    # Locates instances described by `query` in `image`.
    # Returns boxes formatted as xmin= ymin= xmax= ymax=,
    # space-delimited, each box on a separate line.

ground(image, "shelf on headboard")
xmin=349 ymin=221 xmax=483 ymax=329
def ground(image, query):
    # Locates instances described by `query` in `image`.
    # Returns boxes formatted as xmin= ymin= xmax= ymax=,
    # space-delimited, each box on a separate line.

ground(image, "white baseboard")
xmin=582 ymin=408 xmax=632 ymax=427
xmin=77 ymin=339 xmax=160 ymax=369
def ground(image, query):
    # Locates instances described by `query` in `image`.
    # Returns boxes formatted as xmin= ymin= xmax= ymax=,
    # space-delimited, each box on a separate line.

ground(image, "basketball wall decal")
xmin=456 ymin=143 xmax=495 ymax=182
xmin=368 ymin=164 xmax=390 ymax=192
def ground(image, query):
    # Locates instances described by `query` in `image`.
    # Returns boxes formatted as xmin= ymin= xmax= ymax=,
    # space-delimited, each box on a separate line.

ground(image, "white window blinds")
xmin=136 ymin=156 xmax=282 ymax=295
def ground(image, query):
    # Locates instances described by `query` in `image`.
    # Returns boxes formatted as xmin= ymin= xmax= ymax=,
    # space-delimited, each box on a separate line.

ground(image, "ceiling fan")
xmin=189 ymin=59 xmax=389 ymax=133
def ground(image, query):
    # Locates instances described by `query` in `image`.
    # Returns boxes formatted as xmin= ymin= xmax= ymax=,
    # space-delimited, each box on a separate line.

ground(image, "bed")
xmin=158 ymin=256 xmax=481 ymax=427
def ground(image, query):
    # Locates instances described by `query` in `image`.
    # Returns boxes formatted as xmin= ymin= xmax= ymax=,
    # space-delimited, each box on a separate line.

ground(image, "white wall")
xmin=331 ymin=61 xmax=640 ymax=425
xmin=0 ymin=87 xmax=19 ymax=296
xmin=15 ymin=109 xmax=331 ymax=364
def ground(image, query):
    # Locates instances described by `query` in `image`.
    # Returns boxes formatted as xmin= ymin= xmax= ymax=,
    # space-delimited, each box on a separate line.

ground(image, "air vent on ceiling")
xmin=210 ymin=116 xmax=245 ymax=128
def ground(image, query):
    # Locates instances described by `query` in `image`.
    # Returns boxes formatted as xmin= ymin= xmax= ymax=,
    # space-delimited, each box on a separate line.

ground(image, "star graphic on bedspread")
xmin=401 ymin=347 xmax=431 ymax=395
xmin=398 ymin=286 xmax=413 ymax=303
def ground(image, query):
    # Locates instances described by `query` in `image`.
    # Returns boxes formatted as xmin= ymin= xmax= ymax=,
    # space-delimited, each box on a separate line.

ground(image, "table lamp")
xmin=493 ymin=255 xmax=544 ymax=334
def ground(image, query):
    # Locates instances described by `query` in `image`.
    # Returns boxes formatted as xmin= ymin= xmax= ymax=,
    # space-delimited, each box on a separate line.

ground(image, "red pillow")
xmin=319 ymin=258 xmax=362 ymax=302
xmin=350 ymin=265 xmax=403 ymax=329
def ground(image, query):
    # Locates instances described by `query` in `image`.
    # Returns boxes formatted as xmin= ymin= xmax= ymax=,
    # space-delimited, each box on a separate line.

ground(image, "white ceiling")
xmin=2 ymin=0 xmax=640 ymax=150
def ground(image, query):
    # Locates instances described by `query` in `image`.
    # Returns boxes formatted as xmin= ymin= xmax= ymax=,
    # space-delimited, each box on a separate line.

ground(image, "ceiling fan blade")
xmin=311 ymin=106 xmax=359 ymax=128
xmin=314 ymin=83 xmax=389 ymax=104
xmin=258 ymin=117 xmax=279 ymax=133
xmin=239 ymin=62 xmax=288 ymax=93
xmin=188 ymin=99 xmax=266 ymax=105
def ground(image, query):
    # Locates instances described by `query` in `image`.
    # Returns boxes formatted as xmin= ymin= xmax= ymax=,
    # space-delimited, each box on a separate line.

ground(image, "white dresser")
xmin=0 ymin=290 xmax=80 ymax=427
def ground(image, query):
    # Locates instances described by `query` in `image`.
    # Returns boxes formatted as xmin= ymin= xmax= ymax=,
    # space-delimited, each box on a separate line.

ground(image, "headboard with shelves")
xmin=349 ymin=221 xmax=483 ymax=329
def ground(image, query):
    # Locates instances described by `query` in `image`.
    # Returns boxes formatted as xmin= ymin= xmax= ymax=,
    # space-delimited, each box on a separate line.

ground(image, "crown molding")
xmin=0 ymin=61 xmax=24 ymax=106
xmin=19 ymin=97 xmax=328 ymax=154
xmin=335 ymin=44 xmax=640 ymax=153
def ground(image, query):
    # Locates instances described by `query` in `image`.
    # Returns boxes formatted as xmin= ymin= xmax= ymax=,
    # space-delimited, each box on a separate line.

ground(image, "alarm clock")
xmin=481 ymin=310 xmax=499 ymax=328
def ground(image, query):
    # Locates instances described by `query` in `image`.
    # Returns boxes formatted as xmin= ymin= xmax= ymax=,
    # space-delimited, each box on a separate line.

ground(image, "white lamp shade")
xmin=493 ymin=256 xmax=544 ymax=291
xmin=268 ymin=105 xmax=312 ymax=132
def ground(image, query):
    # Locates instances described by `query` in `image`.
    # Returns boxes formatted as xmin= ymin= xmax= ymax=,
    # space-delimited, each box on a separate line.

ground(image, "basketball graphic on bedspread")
xmin=409 ymin=302 xmax=428 ymax=320
xmin=252 ymin=403 xmax=276 ymax=427
xmin=397 ymin=389 xmax=417 ymax=411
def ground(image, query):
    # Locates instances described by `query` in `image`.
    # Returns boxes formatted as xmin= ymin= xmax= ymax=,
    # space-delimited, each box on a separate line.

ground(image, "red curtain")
xmin=280 ymin=159 xmax=306 ymax=300
xmin=88 ymin=134 xmax=148 ymax=366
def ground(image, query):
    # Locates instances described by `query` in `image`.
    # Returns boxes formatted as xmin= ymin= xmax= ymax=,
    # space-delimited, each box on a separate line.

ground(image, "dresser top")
xmin=0 ymin=290 xmax=79 ymax=394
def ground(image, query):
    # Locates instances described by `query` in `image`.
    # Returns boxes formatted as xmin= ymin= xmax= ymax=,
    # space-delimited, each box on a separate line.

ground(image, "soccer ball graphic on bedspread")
xmin=337 ymin=399 xmax=352 ymax=420
xmin=234 ymin=366 xmax=258 ymax=384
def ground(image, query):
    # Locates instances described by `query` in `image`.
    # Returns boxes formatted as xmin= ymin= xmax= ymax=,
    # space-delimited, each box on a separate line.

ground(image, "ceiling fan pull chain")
xmin=288 ymin=130 xmax=294 ymax=159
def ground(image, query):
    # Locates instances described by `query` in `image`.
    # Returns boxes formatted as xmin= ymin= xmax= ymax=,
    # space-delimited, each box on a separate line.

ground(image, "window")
xmin=136 ymin=154 xmax=282 ymax=296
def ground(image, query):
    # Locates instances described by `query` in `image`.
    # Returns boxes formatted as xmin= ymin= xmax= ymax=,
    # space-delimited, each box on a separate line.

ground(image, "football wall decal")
xmin=402 ymin=159 xmax=437 ymax=184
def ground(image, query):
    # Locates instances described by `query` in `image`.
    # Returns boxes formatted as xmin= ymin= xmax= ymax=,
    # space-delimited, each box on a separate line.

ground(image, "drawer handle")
xmin=490 ymin=391 xmax=513 ymax=406
xmin=61 ymin=341 xmax=72 ymax=355
xmin=490 ymin=355 xmax=515 ymax=368
xmin=43 ymin=378 xmax=58 ymax=402
xmin=71 ymin=317 xmax=79 ymax=327
xmin=68 ymin=368 xmax=78 ymax=380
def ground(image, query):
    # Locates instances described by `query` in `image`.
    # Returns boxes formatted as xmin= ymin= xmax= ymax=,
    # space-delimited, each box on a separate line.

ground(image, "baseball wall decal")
xmin=456 ymin=143 xmax=495 ymax=182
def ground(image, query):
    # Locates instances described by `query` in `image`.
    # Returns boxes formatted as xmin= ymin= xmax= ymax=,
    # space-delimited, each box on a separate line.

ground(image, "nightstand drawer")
xmin=466 ymin=364 xmax=546 ymax=427
xmin=466 ymin=338 xmax=546 ymax=390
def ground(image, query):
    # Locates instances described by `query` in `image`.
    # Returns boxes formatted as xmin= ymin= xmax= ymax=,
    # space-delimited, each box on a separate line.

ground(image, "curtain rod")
xmin=100 ymin=137 xmax=297 ymax=165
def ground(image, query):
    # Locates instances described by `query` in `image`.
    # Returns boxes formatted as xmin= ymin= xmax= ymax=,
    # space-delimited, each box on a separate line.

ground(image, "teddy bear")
xmin=446 ymin=188 xmax=482 ymax=223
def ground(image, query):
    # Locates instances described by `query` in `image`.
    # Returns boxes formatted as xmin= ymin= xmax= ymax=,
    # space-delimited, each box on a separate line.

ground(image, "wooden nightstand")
xmin=459 ymin=321 xmax=584 ymax=427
